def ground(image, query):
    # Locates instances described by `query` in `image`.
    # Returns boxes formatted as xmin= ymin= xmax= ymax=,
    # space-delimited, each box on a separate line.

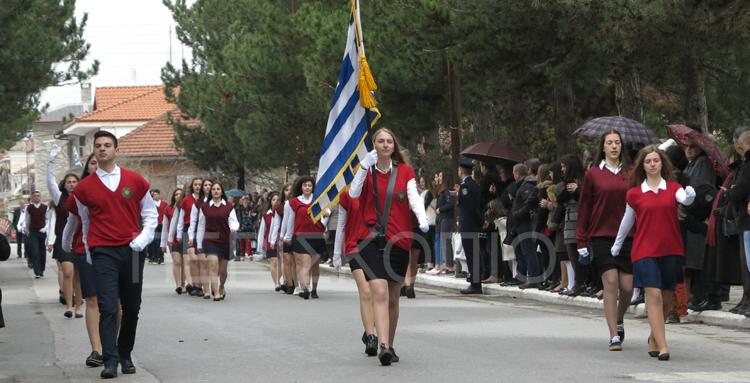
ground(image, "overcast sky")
xmin=40 ymin=0 xmax=192 ymax=111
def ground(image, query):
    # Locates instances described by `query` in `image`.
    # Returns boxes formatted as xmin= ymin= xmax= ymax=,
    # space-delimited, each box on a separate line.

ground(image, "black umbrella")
xmin=574 ymin=116 xmax=659 ymax=144
xmin=461 ymin=141 xmax=525 ymax=166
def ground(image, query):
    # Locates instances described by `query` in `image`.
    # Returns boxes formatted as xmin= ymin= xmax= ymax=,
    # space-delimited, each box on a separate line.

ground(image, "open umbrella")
xmin=461 ymin=141 xmax=525 ymax=166
xmin=225 ymin=189 xmax=248 ymax=198
xmin=667 ymin=124 xmax=729 ymax=177
xmin=574 ymin=116 xmax=659 ymax=144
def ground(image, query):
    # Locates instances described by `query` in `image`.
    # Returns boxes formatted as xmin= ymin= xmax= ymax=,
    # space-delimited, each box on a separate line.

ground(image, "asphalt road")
xmin=1 ymin=249 xmax=750 ymax=383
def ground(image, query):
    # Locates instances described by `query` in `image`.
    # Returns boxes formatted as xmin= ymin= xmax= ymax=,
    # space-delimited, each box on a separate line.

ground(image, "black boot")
xmin=365 ymin=334 xmax=378 ymax=356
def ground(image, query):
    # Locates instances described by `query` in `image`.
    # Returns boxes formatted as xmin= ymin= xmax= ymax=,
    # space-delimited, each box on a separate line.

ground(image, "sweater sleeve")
xmin=196 ymin=210 xmax=206 ymax=250
xmin=282 ymin=201 xmax=295 ymax=242
xmin=612 ymin=204 xmax=635 ymax=256
xmin=269 ymin=211 xmax=280 ymax=245
xmin=256 ymin=218 xmax=266 ymax=253
xmin=407 ymin=179 xmax=428 ymax=228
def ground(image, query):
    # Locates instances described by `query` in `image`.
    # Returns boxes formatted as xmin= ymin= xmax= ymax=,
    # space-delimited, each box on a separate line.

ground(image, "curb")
xmin=317 ymin=263 xmax=750 ymax=330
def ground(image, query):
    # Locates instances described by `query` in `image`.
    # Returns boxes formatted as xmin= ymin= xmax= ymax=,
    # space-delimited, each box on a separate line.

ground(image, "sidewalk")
xmin=316 ymin=263 xmax=750 ymax=331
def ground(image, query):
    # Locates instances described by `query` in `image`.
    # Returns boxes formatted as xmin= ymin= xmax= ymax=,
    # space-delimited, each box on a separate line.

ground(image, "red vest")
xmin=361 ymin=163 xmax=417 ymax=251
xmin=155 ymin=200 xmax=167 ymax=226
xmin=290 ymin=196 xmax=325 ymax=235
xmin=73 ymin=167 xmax=150 ymax=248
xmin=626 ymin=181 xmax=685 ymax=262
xmin=27 ymin=203 xmax=48 ymax=231
xmin=200 ymin=200 xmax=234 ymax=248
xmin=180 ymin=194 xmax=196 ymax=226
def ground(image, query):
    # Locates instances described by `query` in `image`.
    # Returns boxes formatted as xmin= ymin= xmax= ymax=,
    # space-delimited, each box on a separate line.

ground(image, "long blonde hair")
xmin=372 ymin=128 xmax=406 ymax=165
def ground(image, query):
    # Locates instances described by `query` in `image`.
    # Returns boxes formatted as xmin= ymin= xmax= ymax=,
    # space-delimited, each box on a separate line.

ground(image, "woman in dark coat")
xmin=0 ymin=218 xmax=13 ymax=328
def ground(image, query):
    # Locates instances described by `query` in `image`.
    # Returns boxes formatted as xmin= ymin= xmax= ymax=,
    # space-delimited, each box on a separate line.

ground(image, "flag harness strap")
xmin=371 ymin=164 xmax=398 ymax=236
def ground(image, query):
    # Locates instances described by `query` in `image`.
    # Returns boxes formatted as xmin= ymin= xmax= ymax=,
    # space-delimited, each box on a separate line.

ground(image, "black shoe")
xmin=691 ymin=299 xmax=722 ymax=312
xmin=455 ymin=271 xmax=468 ymax=279
xmin=389 ymin=347 xmax=399 ymax=362
xmin=658 ymin=352 xmax=670 ymax=361
xmin=567 ymin=284 xmax=586 ymax=297
xmin=100 ymin=366 xmax=117 ymax=379
xmin=518 ymin=282 xmax=541 ymax=290
xmin=285 ymin=285 xmax=295 ymax=295
xmin=279 ymin=284 xmax=288 ymax=293
xmin=75 ymin=312 xmax=83 ymax=318
xmin=378 ymin=345 xmax=394 ymax=366
xmin=687 ymin=298 xmax=706 ymax=311
xmin=311 ymin=290 xmax=319 ymax=299
xmin=460 ymin=285 xmax=482 ymax=295
xmin=64 ymin=311 xmax=73 ymax=318
xmin=365 ymin=334 xmax=378 ymax=356
xmin=729 ymin=302 xmax=748 ymax=314
xmin=616 ymin=321 xmax=625 ymax=342
xmin=85 ymin=351 xmax=104 ymax=367
xmin=121 ymin=359 xmax=136 ymax=374
xmin=405 ymin=286 xmax=416 ymax=299
xmin=721 ymin=291 xmax=731 ymax=302
xmin=361 ymin=331 xmax=368 ymax=345
xmin=299 ymin=289 xmax=310 ymax=300
xmin=175 ymin=287 xmax=183 ymax=295
xmin=185 ymin=284 xmax=194 ymax=294
xmin=275 ymin=286 xmax=281 ymax=292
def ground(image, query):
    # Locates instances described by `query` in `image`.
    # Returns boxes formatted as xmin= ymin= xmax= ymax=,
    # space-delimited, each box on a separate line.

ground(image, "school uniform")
xmin=176 ymin=194 xmax=197 ymax=250
xmin=613 ymin=179 xmax=695 ymax=291
xmin=257 ymin=209 xmax=278 ymax=258
xmin=335 ymin=192 xmax=369 ymax=271
xmin=47 ymin=164 xmax=74 ymax=265
xmin=62 ymin=199 xmax=97 ymax=299
xmin=73 ymin=165 xmax=158 ymax=370
xmin=147 ymin=200 xmax=168 ymax=263
xmin=24 ymin=202 xmax=48 ymax=277
xmin=278 ymin=201 xmax=293 ymax=253
xmin=196 ymin=199 xmax=239 ymax=260
xmin=283 ymin=195 xmax=328 ymax=258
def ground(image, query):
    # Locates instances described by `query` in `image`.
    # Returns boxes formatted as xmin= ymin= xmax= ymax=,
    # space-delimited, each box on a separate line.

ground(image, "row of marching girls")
xmin=335 ymin=128 xmax=429 ymax=366
xmin=160 ymin=177 xmax=239 ymax=300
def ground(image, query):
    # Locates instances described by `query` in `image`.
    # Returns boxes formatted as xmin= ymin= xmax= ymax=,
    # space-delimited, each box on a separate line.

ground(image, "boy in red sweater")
xmin=72 ymin=131 xmax=158 ymax=379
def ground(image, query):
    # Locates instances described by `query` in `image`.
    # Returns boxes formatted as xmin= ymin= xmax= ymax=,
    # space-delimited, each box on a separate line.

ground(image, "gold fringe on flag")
xmin=358 ymin=56 xmax=378 ymax=109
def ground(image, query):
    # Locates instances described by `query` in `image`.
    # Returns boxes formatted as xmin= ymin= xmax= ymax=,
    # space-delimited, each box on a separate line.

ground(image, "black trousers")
xmin=92 ymin=246 xmax=146 ymax=368
xmin=27 ymin=231 xmax=46 ymax=276
xmin=462 ymin=234 xmax=481 ymax=287
xmin=146 ymin=225 xmax=163 ymax=263
xmin=16 ymin=232 xmax=24 ymax=257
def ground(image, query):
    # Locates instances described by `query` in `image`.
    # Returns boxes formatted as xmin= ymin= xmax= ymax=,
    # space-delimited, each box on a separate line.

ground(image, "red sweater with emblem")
xmin=290 ymin=196 xmax=325 ymax=235
xmin=626 ymin=181 xmax=685 ymax=263
xmin=360 ymin=163 xmax=416 ymax=251
xmin=339 ymin=192 xmax=369 ymax=256
xmin=200 ymin=201 xmax=234 ymax=248
xmin=73 ymin=167 xmax=150 ymax=248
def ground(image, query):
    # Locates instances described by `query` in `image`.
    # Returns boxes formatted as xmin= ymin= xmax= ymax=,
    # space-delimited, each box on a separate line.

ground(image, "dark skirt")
xmin=591 ymin=237 xmax=633 ymax=275
xmin=347 ymin=255 xmax=363 ymax=271
xmin=292 ymin=235 xmax=328 ymax=258
xmin=73 ymin=253 xmax=97 ymax=298
xmin=265 ymin=249 xmax=278 ymax=258
xmin=633 ymin=255 xmax=685 ymax=291
xmin=204 ymin=243 xmax=231 ymax=260
xmin=357 ymin=240 xmax=409 ymax=283
xmin=52 ymin=237 xmax=74 ymax=263
xmin=282 ymin=242 xmax=293 ymax=254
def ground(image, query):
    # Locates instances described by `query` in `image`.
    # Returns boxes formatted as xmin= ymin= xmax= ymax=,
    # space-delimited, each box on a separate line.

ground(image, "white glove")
xmin=685 ymin=185 xmax=696 ymax=201
xmin=49 ymin=144 xmax=59 ymax=162
xmin=419 ymin=223 xmax=429 ymax=233
xmin=62 ymin=241 xmax=72 ymax=253
xmin=658 ymin=138 xmax=676 ymax=151
xmin=360 ymin=150 xmax=377 ymax=169
xmin=40 ymin=227 xmax=47 ymax=234
xmin=577 ymin=248 xmax=589 ymax=258
xmin=129 ymin=233 xmax=150 ymax=252
xmin=332 ymin=253 xmax=342 ymax=271
xmin=610 ymin=244 xmax=621 ymax=257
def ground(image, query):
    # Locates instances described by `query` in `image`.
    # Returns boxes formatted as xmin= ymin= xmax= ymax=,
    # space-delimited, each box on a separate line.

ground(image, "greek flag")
xmin=309 ymin=0 xmax=379 ymax=222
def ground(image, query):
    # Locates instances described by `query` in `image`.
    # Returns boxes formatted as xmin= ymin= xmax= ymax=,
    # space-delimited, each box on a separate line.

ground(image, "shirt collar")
xmin=641 ymin=178 xmax=667 ymax=193
xmin=209 ymin=199 xmax=226 ymax=207
xmin=96 ymin=165 xmax=121 ymax=178
xmin=374 ymin=160 xmax=393 ymax=174
xmin=298 ymin=195 xmax=312 ymax=204
xmin=599 ymin=160 xmax=622 ymax=174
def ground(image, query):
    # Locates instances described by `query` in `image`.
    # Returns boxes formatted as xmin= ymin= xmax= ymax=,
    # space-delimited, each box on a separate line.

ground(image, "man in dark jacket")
xmin=435 ymin=172 xmax=455 ymax=272
xmin=454 ymin=159 xmax=484 ymax=294
xmin=726 ymin=130 xmax=750 ymax=318
xmin=510 ymin=163 xmax=541 ymax=288
xmin=0 ymin=218 xmax=12 ymax=328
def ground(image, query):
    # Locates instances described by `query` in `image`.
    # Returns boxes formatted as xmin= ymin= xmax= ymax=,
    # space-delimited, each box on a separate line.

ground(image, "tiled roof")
xmin=77 ymin=85 xmax=175 ymax=122
xmin=93 ymin=85 xmax=163 ymax=110
xmin=118 ymin=108 xmax=201 ymax=157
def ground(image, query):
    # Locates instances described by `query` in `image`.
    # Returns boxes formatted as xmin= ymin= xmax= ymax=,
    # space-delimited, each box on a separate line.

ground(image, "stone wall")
xmin=118 ymin=157 xmax=203 ymax=198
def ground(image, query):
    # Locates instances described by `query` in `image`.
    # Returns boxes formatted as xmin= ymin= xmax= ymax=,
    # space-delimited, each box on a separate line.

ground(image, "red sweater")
xmin=180 ymin=194 xmax=196 ymax=226
xmin=626 ymin=181 xmax=684 ymax=262
xmin=27 ymin=203 xmax=48 ymax=231
xmin=155 ymin=200 xmax=167 ymax=227
xmin=290 ymin=197 xmax=325 ymax=235
xmin=576 ymin=165 xmax=630 ymax=249
xmin=200 ymin=201 xmax=234 ymax=248
xmin=73 ymin=167 xmax=150 ymax=248
xmin=262 ymin=210 xmax=273 ymax=251
xmin=65 ymin=196 xmax=85 ymax=254
xmin=54 ymin=194 xmax=69 ymax=236
xmin=361 ymin=163 xmax=416 ymax=251
xmin=339 ymin=192 xmax=370 ymax=256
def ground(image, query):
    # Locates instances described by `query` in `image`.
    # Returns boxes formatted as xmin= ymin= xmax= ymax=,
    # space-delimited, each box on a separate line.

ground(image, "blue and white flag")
xmin=309 ymin=0 xmax=379 ymax=222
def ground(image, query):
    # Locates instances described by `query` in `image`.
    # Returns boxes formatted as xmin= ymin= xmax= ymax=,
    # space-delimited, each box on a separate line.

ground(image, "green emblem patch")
xmin=122 ymin=187 xmax=132 ymax=199
xmin=397 ymin=191 xmax=406 ymax=201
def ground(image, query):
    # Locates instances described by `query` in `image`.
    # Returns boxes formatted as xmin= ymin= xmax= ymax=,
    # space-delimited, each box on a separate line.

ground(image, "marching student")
xmin=257 ymin=191 xmax=282 ymax=290
xmin=147 ymin=189 xmax=168 ymax=265
xmin=164 ymin=188 xmax=185 ymax=294
xmin=177 ymin=177 xmax=203 ymax=296
xmin=334 ymin=191 xmax=378 ymax=357
xmin=71 ymin=130 xmax=158 ymax=378
xmin=196 ymin=181 xmax=239 ymax=301
xmin=349 ymin=128 xmax=429 ymax=366
xmin=282 ymin=176 xmax=329 ymax=299
xmin=46 ymin=145 xmax=83 ymax=318
xmin=576 ymin=131 xmax=634 ymax=351
xmin=274 ymin=184 xmax=297 ymax=295
xmin=24 ymin=190 xmax=48 ymax=278
xmin=611 ymin=145 xmax=695 ymax=361
xmin=188 ymin=179 xmax=213 ymax=299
